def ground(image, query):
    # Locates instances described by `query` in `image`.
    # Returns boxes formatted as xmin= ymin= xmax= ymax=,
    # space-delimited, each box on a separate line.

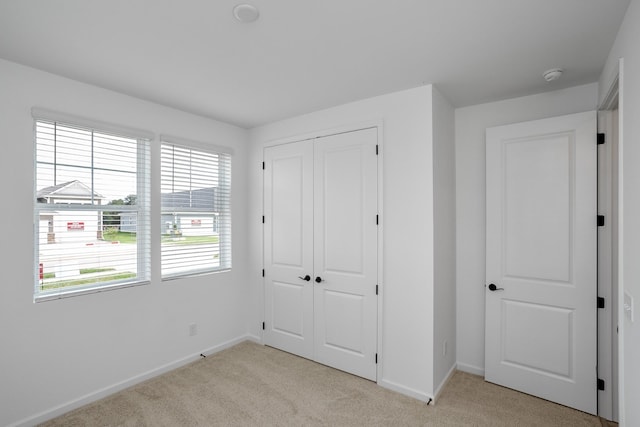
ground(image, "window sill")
xmin=34 ymin=280 xmax=151 ymax=303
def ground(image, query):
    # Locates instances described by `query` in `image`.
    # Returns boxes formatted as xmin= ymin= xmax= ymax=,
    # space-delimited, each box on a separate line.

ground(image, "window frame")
xmin=32 ymin=109 xmax=153 ymax=302
xmin=160 ymin=135 xmax=233 ymax=280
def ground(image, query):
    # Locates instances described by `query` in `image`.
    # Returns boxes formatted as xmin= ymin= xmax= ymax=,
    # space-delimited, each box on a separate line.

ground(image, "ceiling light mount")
xmin=543 ymin=68 xmax=564 ymax=82
xmin=233 ymin=4 xmax=260 ymax=23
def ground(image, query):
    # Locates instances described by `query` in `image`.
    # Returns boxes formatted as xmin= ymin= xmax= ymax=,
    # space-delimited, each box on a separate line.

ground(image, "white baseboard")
xmin=456 ymin=362 xmax=485 ymax=377
xmin=432 ymin=363 xmax=457 ymax=403
xmin=244 ymin=333 xmax=262 ymax=344
xmin=378 ymin=378 xmax=433 ymax=403
xmin=11 ymin=334 xmax=253 ymax=427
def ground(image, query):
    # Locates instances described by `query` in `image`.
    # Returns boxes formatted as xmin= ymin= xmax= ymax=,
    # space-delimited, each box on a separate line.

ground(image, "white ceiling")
xmin=0 ymin=0 xmax=630 ymax=128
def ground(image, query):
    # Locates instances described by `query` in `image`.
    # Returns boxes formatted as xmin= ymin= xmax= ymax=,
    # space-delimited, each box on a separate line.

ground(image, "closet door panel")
xmin=263 ymin=140 xmax=314 ymax=359
xmin=313 ymin=128 xmax=378 ymax=381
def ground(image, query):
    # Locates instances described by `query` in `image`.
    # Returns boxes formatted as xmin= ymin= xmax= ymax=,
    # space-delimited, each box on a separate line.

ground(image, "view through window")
xmin=160 ymin=140 xmax=232 ymax=278
xmin=34 ymin=119 xmax=150 ymax=300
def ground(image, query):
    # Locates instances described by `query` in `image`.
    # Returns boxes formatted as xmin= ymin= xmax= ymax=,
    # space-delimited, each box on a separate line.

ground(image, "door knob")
xmin=315 ymin=276 xmax=323 ymax=283
xmin=298 ymin=275 xmax=311 ymax=281
xmin=488 ymin=283 xmax=504 ymax=291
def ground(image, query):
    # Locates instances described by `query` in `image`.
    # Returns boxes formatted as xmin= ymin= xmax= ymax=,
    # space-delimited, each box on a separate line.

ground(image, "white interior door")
xmin=313 ymin=128 xmax=378 ymax=381
xmin=264 ymin=127 xmax=378 ymax=381
xmin=263 ymin=140 xmax=314 ymax=359
xmin=485 ymin=111 xmax=597 ymax=414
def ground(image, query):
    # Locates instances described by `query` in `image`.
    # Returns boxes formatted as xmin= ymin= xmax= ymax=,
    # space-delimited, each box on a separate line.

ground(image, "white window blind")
xmin=34 ymin=119 xmax=151 ymax=301
xmin=161 ymin=140 xmax=232 ymax=278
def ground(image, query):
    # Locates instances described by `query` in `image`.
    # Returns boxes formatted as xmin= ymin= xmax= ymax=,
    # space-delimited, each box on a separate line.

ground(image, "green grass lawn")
xmin=43 ymin=268 xmax=112 ymax=280
xmin=40 ymin=271 xmax=136 ymax=291
xmin=160 ymin=235 xmax=220 ymax=244
xmin=102 ymin=230 xmax=137 ymax=244
xmin=102 ymin=230 xmax=219 ymax=245
xmin=39 ymin=233 xmax=220 ymax=291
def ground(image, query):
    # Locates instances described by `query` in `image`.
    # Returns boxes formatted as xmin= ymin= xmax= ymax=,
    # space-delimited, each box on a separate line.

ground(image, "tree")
xmin=104 ymin=194 xmax=137 ymax=228
xmin=108 ymin=194 xmax=136 ymax=206
xmin=124 ymin=194 xmax=137 ymax=205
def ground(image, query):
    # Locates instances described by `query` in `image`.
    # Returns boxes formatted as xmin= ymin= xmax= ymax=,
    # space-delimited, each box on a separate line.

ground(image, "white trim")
xmin=262 ymin=120 xmax=384 ymax=148
xmin=456 ymin=361 xmax=485 ymax=377
xmin=600 ymin=76 xmax=619 ymax=111
xmin=375 ymin=123 xmax=385 ymax=384
xmin=600 ymin=58 xmax=620 ymax=111
xmin=245 ymin=333 xmax=262 ymax=344
xmin=11 ymin=335 xmax=252 ymax=427
xmin=35 ymin=280 xmax=151 ymax=303
xmin=31 ymin=107 xmax=154 ymax=141
xmin=597 ymin=68 xmax=621 ymax=419
xmin=378 ymin=378 xmax=432 ymax=403
xmin=160 ymin=134 xmax=235 ymax=155
xmin=160 ymin=268 xmax=232 ymax=283
xmin=261 ymin=121 xmax=384 ymax=384
xmin=616 ymin=57 xmax=625 ymax=427
xmin=432 ymin=364 xmax=457 ymax=403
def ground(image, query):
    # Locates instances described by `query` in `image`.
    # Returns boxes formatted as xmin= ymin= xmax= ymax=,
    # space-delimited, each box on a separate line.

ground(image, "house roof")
xmin=37 ymin=180 xmax=105 ymax=201
xmin=162 ymin=187 xmax=219 ymax=211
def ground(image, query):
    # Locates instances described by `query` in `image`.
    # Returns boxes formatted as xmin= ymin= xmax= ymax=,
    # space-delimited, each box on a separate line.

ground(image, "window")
xmin=34 ymin=111 xmax=151 ymax=301
xmin=161 ymin=138 xmax=232 ymax=278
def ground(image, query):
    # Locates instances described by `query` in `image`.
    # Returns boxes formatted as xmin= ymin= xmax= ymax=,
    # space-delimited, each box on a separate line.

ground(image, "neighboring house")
xmin=37 ymin=180 xmax=105 ymax=244
xmin=37 ymin=180 xmax=105 ymax=205
xmin=4 ymin=2 xmax=640 ymax=427
xmin=119 ymin=187 xmax=221 ymax=236
xmin=160 ymin=187 xmax=221 ymax=236
xmin=38 ymin=180 xmax=220 ymax=241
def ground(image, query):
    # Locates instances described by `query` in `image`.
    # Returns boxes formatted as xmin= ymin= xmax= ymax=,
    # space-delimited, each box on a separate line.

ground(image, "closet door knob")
xmin=315 ymin=276 xmax=323 ymax=283
xmin=298 ymin=275 xmax=311 ymax=281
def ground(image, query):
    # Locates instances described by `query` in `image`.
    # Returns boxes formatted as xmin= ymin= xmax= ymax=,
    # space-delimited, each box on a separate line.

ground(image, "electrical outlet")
xmin=189 ymin=323 xmax=197 ymax=336
xmin=624 ymin=292 xmax=634 ymax=323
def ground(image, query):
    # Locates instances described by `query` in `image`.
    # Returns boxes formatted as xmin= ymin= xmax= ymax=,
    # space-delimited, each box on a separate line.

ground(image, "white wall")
xmin=0 ymin=59 xmax=250 ymax=427
xmin=248 ymin=86 xmax=439 ymax=400
xmin=454 ymin=83 xmax=598 ymax=375
xmin=431 ymin=87 xmax=457 ymax=394
xmin=599 ymin=1 xmax=640 ymax=424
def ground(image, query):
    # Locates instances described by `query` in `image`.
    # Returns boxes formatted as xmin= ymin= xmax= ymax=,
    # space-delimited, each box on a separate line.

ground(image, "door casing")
xmin=484 ymin=111 xmax=598 ymax=415
xmin=261 ymin=122 xmax=385 ymax=382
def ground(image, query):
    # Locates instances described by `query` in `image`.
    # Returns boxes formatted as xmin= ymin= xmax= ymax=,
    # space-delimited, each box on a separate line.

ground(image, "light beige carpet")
xmin=39 ymin=341 xmax=614 ymax=426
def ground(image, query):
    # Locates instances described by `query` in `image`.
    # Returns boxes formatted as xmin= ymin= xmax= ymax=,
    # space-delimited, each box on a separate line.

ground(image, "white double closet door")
xmin=263 ymin=127 xmax=378 ymax=381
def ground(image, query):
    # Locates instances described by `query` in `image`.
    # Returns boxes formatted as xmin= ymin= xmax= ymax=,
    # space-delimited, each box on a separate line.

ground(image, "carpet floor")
xmin=39 ymin=341 xmax=615 ymax=426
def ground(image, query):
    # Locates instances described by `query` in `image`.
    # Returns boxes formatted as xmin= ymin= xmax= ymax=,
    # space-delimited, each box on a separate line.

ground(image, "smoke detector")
xmin=543 ymin=68 xmax=564 ymax=82
xmin=233 ymin=4 xmax=260 ymax=23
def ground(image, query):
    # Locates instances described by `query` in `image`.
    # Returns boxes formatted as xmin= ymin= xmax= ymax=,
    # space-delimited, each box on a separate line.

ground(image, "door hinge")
xmin=375 ymin=353 xmax=378 ymax=364
xmin=262 ymin=269 xmax=265 ymax=278
xmin=597 ymin=133 xmax=605 ymax=145
xmin=262 ymin=215 xmax=265 ymax=224
xmin=598 ymin=378 xmax=605 ymax=391
xmin=376 ymin=145 xmax=379 ymax=155
xmin=597 ymin=215 xmax=605 ymax=227
xmin=376 ymin=214 xmax=379 ymax=225
xmin=262 ymin=322 xmax=265 ymax=331
xmin=262 ymin=161 xmax=265 ymax=170
xmin=598 ymin=297 xmax=605 ymax=309
xmin=376 ymin=284 xmax=379 ymax=295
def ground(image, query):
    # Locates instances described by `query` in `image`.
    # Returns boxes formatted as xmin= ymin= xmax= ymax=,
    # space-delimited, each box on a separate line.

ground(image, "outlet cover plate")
xmin=624 ymin=291 xmax=634 ymax=323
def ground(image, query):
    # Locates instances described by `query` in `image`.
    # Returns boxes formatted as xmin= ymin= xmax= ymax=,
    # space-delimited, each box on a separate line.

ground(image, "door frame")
xmin=597 ymin=63 xmax=621 ymax=422
xmin=261 ymin=120 xmax=385 ymax=382
xmin=484 ymin=111 xmax=598 ymax=414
